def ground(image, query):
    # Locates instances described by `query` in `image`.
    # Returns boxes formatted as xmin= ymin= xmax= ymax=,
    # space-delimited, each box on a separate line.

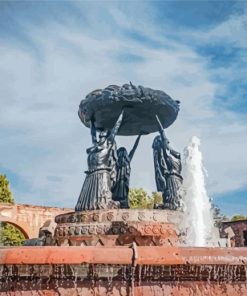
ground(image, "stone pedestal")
xmin=54 ymin=209 xmax=184 ymax=247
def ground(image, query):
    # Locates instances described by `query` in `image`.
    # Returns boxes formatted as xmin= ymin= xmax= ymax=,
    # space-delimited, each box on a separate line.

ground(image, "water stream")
xmin=182 ymin=136 xmax=215 ymax=246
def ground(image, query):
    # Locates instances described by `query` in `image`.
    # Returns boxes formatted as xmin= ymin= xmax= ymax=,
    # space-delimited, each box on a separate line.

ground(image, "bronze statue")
xmin=112 ymin=133 xmax=143 ymax=208
xmin=152 ymin=135 xmax=168 ymax=194
xmin=153 ymin=115 xmax=183 ymax=210
xmin=76 ymin=83 xmax=181 ymax=212
xmin=75 ymin=110 xmax=124 ymax=211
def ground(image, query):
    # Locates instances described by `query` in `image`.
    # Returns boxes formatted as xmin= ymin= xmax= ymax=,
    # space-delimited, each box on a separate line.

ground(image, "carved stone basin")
xmin=54 ymin=209 xmax=183 ymax=247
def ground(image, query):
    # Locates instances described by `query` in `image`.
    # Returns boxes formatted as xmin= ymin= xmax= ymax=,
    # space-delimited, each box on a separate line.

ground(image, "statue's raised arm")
xmin=108 ymin=110 xmax=124 ymax=142
xmin=128 ymin=130 xmax=148 ymax=162
xmin=90 ymin=116 xmax=97 ymax=145
xmin=155 ymin=115 xmax=169 ymax=146
xmin=128 ymin=134 xmax=141 ymax=162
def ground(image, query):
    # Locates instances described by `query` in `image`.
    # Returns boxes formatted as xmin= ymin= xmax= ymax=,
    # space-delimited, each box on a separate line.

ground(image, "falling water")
xmin=182 ymin=136 xmax=215 ymax=246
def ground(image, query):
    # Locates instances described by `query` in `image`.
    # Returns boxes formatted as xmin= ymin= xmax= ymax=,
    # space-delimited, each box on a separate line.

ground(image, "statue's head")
xmin=152 ymin=135 xmax=162 ymax=149
xmin=98 ymin=130 xmax=110 ymax=143
xmin=117 ymin=147 xmax=129 ymax=162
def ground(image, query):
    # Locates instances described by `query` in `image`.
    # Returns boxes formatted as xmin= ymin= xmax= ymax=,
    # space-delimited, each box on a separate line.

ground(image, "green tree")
xmin=151 ymin=191 xmax=163 ymax=205
xmin=231 ymin=215 xmax=247 ymax=222
xmin=128 ymin=188 xmax=163 ymax=209
xmin=0 ymin=223 xmax=25 ymax=246
xmin=0 ymin=174 xmax=25 ymax=246
xmin=0 ymin=175 xmax=14 ymax=203
xmin=212 ymin=204 xmax=229 ymax=227
xmin=129 ymin=188 xmax=153 ymax=209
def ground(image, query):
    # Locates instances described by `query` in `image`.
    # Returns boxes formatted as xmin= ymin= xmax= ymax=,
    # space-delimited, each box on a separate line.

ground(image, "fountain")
xmin=182 ymin=136 xmax=215 ymax=247
xmin=0 ymin=83 xmax=247 ymax=295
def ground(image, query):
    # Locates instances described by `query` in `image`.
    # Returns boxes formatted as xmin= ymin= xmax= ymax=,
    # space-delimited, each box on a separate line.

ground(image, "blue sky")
xmin=0 ymin=1 xmax=247 ymax=217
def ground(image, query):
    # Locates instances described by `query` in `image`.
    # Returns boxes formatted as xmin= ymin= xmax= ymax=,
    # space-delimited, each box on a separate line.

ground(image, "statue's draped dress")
xmin=164 ymin=149 xmax=183 ymax=209
xmin=153 ymin=140 xmax=167 ymax=193
xmin=75 ymin=140 xmax=116 ymax=211
xmin=153 ymin=135 xmax=183 ymax=210
xmin=112 ymin=151 xmax=130 ymax=208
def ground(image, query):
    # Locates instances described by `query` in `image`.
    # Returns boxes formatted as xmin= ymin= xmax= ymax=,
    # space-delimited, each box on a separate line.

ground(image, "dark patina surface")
xmin=78 ymin=83 xmax=180 ymax=135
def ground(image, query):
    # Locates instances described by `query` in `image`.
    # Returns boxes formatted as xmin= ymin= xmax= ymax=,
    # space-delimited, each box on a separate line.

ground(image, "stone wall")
xmin=0 ymin=202 xmax=72 ymax=238
xmin=222 ymin=220 xmax=247 ymax=247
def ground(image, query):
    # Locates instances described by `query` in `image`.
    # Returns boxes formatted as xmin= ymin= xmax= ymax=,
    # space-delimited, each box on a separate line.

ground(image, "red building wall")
xmin=222 ymin=220 xmax=247 ymax=247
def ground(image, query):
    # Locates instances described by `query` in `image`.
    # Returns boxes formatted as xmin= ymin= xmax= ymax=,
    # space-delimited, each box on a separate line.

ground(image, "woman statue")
xmin=153 ymin=115 xmax=183 ymax=210
xmin=75 ymin=110 xmax=124 ymax=211
xmin=112 ymin=133 xmax=143 ymax=208
xmin=152 ymin=135 xmax=168 ymax=195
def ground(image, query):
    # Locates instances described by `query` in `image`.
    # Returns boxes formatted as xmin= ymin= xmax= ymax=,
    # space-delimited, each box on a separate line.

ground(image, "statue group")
xmin=75 ymin=83 xmax=183 ymax=212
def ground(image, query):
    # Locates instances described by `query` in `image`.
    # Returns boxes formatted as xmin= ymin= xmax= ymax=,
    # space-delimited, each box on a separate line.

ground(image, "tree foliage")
xmin=231 ymin=215 xmax=247 ymax=222
xmin=0 ymin=175 xmax=25 ymax=246
xmin=0 ymin=222 xmax=25 ymax=246
xmin=211 ymin=204 xmax=228 ymax=227
xmin=128 ymin=188 xmax=163 ymax=209
xmin=151 ymin=191 xmax=163 ymax=205
xmin=0 ymin=175 xmax=14 ymax=203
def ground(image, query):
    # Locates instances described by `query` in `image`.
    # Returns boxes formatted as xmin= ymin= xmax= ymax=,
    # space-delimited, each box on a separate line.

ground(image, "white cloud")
xmin=0 ymin=5 xmax=247 ymax=209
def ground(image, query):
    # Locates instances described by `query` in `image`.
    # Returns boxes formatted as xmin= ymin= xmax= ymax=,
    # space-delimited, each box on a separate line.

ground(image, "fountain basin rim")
xmin=0 ymin=246 xmax=247 ymax=266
